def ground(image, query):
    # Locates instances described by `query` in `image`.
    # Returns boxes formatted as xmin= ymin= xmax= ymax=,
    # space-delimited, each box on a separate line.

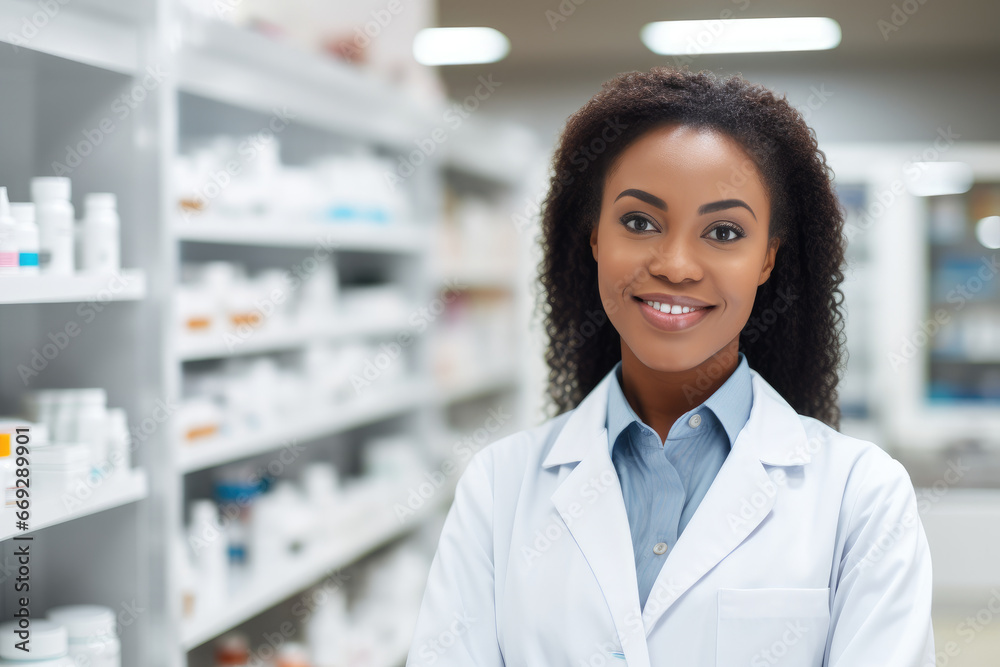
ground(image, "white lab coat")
xmin=406 ymin=366 xmax=935 ymax=666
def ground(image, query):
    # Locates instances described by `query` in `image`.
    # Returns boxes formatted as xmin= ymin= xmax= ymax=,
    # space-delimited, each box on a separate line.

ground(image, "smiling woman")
xmin=588 ymin=123 xmax=782 ymax=438
xmin=406 ymin=66 xmax=935 ymax=667
xmin=543 ymin=68 xmax=843 ymax=430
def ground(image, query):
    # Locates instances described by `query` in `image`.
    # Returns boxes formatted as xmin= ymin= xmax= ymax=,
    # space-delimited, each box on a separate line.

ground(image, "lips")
xmin=632 ymin=295 xmax=714 ymax=313
xmin=633 ymin=296 xmax=715 ymax=332
xmin=631 ymin=291 xmax=714 ymax=307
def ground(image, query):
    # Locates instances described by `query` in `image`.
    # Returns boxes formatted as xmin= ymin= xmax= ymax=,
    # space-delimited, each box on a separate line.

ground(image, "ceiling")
xmin=437 ymin=0 xmax=1000 ymax=78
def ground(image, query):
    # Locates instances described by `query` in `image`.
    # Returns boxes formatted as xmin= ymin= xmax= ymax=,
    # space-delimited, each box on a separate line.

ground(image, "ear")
xmin=590 ymin=224 xmax=599 ymax=262
xmin=757 ymin=237 xmax=781 ymax=286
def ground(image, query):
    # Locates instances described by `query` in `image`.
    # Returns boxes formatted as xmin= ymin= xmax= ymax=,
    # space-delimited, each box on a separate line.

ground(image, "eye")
xmin=705 ymin=222 xmax=746 ymax=243
xmin=619 ymin=213 xmax=659 ymax=234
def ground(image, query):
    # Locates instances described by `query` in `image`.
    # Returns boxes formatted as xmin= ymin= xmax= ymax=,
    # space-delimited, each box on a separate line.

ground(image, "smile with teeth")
xmin=639 ymin=299 xmax=710 ymax=315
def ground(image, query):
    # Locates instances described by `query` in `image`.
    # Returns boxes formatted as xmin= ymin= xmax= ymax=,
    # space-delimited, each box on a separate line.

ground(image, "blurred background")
xmin=0 ymin=0 xmax=998 ymax=665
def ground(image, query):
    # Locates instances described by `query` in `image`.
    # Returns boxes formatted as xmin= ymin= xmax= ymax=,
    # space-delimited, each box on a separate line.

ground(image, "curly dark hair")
xmin=534 ymin=65 xmax=848 ymax=430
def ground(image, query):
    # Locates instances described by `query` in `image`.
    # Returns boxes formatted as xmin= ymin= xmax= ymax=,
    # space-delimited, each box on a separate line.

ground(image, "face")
xmin=590 ymin=123 xmax=779 ymax=373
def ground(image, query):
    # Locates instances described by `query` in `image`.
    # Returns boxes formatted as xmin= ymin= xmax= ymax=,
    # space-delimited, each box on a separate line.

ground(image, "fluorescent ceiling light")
xmin=904 ymin=162 xmax=975 ymax=197
xmin=641 ymin=17 xmax=841 ymax=55
xmin=413 ymin=27 xmax=510 ymax=66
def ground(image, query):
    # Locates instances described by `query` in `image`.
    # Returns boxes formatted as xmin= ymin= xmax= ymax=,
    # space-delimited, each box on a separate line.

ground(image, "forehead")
xmin=605 ymin=123 xmax=767 ymax=202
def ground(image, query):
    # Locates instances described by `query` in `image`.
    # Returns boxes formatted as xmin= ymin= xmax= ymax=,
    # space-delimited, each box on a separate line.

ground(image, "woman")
xmin=406 ymin=66 xmax=934 ymax=667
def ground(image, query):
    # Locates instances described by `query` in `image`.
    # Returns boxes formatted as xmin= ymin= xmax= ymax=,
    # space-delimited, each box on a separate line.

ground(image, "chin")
xmin=627 ymin=340 xmax=710 ymax=373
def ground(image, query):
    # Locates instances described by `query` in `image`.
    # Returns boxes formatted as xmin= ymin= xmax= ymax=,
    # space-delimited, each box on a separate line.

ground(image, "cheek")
xmin=597 ymin=244 xmax=642 ymax=296
xmin=713 ymin=260 xmax=763 ymax=314
xmin=598 ymin=241 xmax=649 ymax=298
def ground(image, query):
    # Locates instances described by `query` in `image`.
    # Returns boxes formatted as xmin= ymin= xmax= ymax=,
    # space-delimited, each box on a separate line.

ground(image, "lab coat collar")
xmin=541 ymin=364 xmax=813 ymax=666
xmin=606 ymin=351 xmax=754 ymax=455
xmin=542 ymin=363 xmax=813 ymax=469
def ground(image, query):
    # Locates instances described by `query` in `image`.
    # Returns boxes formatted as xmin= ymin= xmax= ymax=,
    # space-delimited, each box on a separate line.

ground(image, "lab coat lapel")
xmin=639 ymin=368 xmax=813 ymax=636
xmin=544 ymin=371 xmax=652 ymax=667
xmin=540 ymin=365 xmax=812 ymax=658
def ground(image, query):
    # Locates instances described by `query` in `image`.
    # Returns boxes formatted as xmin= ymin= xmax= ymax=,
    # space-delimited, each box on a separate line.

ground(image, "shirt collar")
xmin=606 ymin=350 xmax=754 ymax=455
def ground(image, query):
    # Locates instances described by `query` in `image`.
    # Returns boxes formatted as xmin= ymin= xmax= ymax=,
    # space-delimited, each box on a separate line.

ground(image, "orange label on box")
xmin=0 ymin=433 xmax=10 ymax=457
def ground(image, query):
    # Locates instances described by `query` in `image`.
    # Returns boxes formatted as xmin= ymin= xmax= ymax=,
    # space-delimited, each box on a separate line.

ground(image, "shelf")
xmin=443 ymin=114 xmax=541 ymax=186
xmin=0 ymin=269 xmax=146 ymax=305
xmin=433 ymin=264 xmax=519 ymax=291
xmin=177 ymin=313 xmax=413 ymax=361
xmin=375 ymin=627 xmax=416 ymax=667
xmin=0 ymin=1 xmax=138 ymax=74
xmin=175 ymin=15 xmax=438 ymax=150
xmin=433 ymin=367 xmax=520 ymax=405
xmin=0 ymin=5 xmax=536 ymax=667
xmin=0 ymin=468 xmax=148 ymax=541
xmin=177 ymin=377 xmax=433 ymax=473
xmin=931 ymin=353 xmax=1000 ymax=364
xmin=181 ymin=473 xmax=455 ymax=650
xmin=174 ymin=219 xmax=429 ymax=253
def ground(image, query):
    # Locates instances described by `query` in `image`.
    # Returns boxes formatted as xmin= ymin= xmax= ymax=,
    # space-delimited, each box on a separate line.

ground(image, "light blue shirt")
xmin=606 ymin=351 xmax=754 ymax=611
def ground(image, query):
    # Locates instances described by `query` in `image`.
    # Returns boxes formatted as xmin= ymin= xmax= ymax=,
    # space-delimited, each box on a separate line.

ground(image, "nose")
xmin=646 ymin=233 xmax=703 ymax=284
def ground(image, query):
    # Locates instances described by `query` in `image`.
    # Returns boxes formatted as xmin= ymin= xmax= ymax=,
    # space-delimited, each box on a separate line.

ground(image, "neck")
xmin=618 ymin=340 xmax=740 ymax=442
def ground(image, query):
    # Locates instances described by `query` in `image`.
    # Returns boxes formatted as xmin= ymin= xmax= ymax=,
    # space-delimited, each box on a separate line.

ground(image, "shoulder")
xmin=796 ymin=414 xmax=919 ymax=521
xmin=463 ymin=408 xmax=576 ymax=479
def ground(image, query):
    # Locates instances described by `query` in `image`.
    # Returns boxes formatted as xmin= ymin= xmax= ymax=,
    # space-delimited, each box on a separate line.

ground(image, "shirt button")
xmin=688 ymin=413 xmax=702 ymax=428
xmin=653 ymin=542 xmax=668 ymax=555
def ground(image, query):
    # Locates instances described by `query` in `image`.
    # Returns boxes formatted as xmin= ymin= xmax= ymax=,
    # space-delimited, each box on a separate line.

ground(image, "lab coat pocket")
xmin=716 ymin=587 xmax=831 ymax=667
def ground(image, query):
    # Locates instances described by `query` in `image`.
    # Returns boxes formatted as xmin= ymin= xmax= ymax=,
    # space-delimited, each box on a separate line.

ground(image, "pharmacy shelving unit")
xmin=0 ymin=3 xmax=157 ymax=665
xmin=824 ymin=143 xmax=1000 ymax=629
xmin=0 ymin=270 xmax=147 ymax=304
xmin=0 ymin=2 xmax=541 ymax=666
xmin=823 ymin=143 xmax=1000 ymax=452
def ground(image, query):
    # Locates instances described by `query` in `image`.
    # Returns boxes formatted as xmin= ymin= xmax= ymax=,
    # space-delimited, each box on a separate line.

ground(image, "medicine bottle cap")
xmin=189 ymin=499 xmax=219 ymax=528
xmin=31 ymin=177 xmax=71 ymax=202
xmin=46 ymin=605 xmax=117 ymax=640
xmin=84 ymin=193 xmax=117 ymax=211
xmin=9 ymin=203 xmax=35 ymax=226
xmin=0 ymin=188 xmax=10 ymax=223
xmin=276 ymin=642 xmax=311 ymax=667
xmin=215 ymin=633 xmax=250 ymax=665
xmin=31 ymin=422 xmax=50 ymax=446
xmin=73 ymin=388 xmax=107 ymax=408
xmin=0 ymin=619 xmax=68 ymax=659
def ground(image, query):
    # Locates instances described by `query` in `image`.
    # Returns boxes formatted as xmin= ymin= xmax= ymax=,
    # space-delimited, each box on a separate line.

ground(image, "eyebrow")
xmin=614 ymin=188 xmax=757 ymax=221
